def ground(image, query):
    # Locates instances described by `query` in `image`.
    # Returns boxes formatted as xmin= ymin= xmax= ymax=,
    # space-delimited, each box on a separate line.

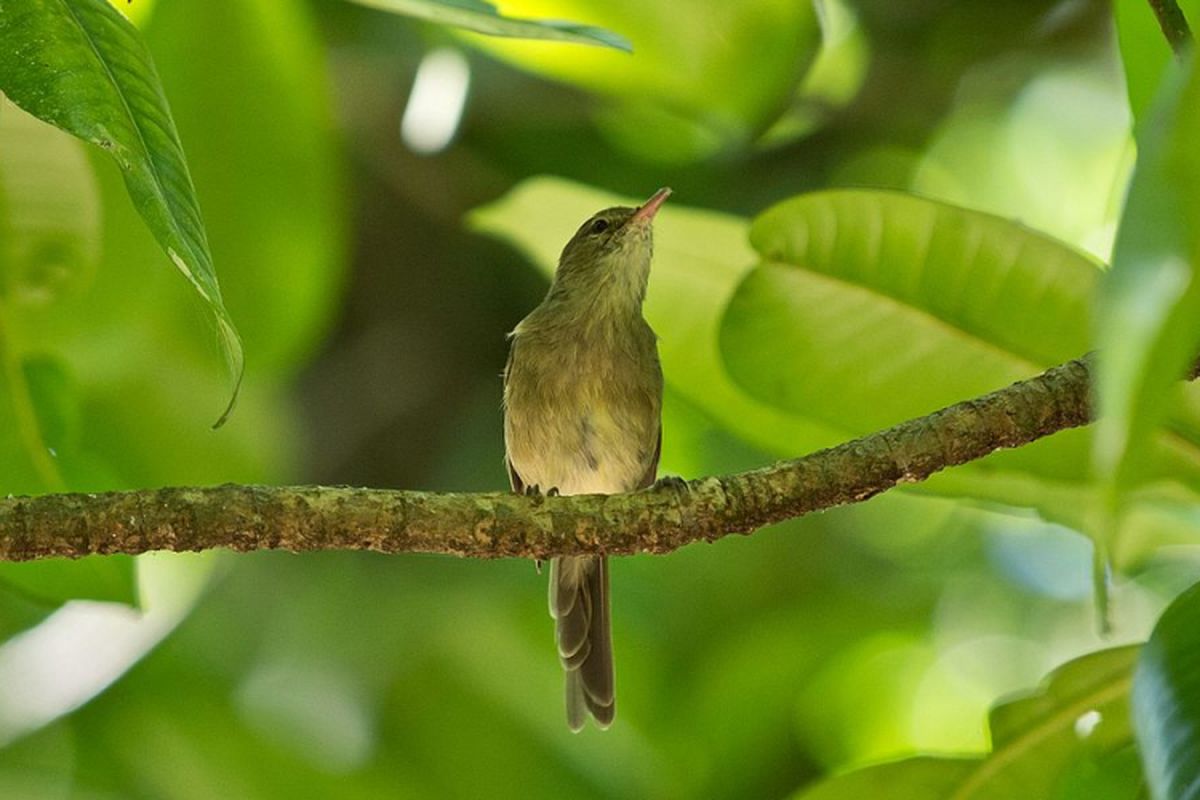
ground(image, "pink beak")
xmin=632 ymin=187 xmax=672 ymax=223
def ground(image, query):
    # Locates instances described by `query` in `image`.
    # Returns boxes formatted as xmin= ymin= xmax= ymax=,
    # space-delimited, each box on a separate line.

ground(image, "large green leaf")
xmin=1093 ymin=52 xmax=1200 ymax=501
xmin=797 ymin=647 xmax=1140 ymax=799
xmin=0 ymin=0 xmax=242 ymax=425
xmin=718 ymin=190 xmax=1200 ymax=534
xmin=1134 ymin=581 xmax=1200 ymax=800
xmin=142 ymin=0 xmax=346 ymax=374
xmin=462 ymin=0 xmax=821 ymax=162
xmin=345 ymin=0 xmax=630 ymax=50
xmin=3 ymin=0 xmax=343 ymax=490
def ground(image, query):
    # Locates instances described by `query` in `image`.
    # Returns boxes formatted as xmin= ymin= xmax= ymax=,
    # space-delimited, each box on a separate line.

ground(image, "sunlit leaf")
xmin=718 ymin=189 xmax=1200 ymax=535
xmin=1093 ymin=52 xmax=1200 ymax=501
xmin=0 ymin=0 xmax=243 ymax=425
xmin=346 ymin=0 xmax=630 ymax=51
xmin=796 ymin=647 xmax=1140 ymax=799
xmin=462 ymin=0 xmax=821 ymax=161
xmin=1134 ymin=580 xmax=1200 ymax=800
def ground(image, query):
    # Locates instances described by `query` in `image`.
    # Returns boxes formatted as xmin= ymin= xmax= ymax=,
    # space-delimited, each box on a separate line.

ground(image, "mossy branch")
xmin=5 ymin=354 xmax=1193 ymax=563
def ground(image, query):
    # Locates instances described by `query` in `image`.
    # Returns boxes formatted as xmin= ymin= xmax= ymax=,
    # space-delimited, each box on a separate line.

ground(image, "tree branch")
xmin=0 ymin=355 xmax=1196 ymax=563
xmin=1149 ymin=0 xmax=1194 ymax=57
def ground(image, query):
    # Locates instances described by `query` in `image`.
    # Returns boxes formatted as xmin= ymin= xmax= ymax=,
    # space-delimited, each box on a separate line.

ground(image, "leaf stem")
xmin=1148 ymin=0 xmax=1194 ymax=57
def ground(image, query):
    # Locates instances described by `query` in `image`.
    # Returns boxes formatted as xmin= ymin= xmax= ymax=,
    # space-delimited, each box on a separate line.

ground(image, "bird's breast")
xmin=504 ymin=331 xmax=661 ymax=496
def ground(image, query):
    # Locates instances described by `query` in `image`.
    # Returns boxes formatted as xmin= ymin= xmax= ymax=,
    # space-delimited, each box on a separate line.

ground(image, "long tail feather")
xmin=550 ymin=555 xmax=614 ymax=730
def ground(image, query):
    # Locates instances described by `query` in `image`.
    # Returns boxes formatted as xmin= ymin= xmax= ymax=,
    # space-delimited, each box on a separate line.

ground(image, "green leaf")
xmin=345 ymin=0 xmax=631 ymax=51
xmin=796 ymin=647 xmax=1140 ymax=800
xmin=719 ymin=192 xmax=1088 ymax=480
xmin=718 ymin=189 xmax=1200 ymax=532
xmin=462 ymin=0 xmax=821 ymax=162
xmin=1113 ymin=0 xmax=1200 ymax=126
xmin=0 ymin=0 xmax=243 ymax=426
xmin=797 ymin=758 xmax=978 ymax=799
xmin=0 ymin=555 xmax=138 ymax=607
xmin=1133 ymin=581 xmax=1200 ymax=800
xmin=727 ymin=190 xmax=1095 ymax=422
xmin=143 ymin=0 xmax=347 ymax=374
xmin=1094 ymin=52 xmax=1200 ymax=499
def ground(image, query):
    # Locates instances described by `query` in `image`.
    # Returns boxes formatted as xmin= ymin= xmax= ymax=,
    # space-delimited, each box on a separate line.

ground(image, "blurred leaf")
xmin=346 ymin=0 xmax=630 ymax=51
xmin=1113 ymin=0 xmax=1200 ymax=126
xmin=0 ymin=99 xmax=99 ymax=306
xmin=0 ymin=0 xmax=243 ymax=425
xmin=797 ymin=758 xmax=978 ymax=800
xmin=729 ymin=189 xmax=1094 ymax=407
xmin=720 ymin=192 xmax=1084 ymax=480
xmin=796 ymin=647 xmax=1140 ymax=799
xmin=1094 ymin=52 xmax=1200 ymax=501
xmin=464 ymin=0 xmax=821 ymax=161
xmin=911 ymin=63 xmax=1133 ymax=261
xmin=760 ymin=0 xmax=869 ymax=148
xmin=1133 ymin=580 xmax=1200 ymax=800
xmin=0 ymin=723 xmax=74 ymax=798
xmin=0 ymin=0 xmax=342 ymax=490
xmin=0 ymin=555 xmax=137 ymax=608
xmin=143 ymin=0 xmax=346 ymax=374
xmin=719 ymin=190 xmax=1200 ymax=532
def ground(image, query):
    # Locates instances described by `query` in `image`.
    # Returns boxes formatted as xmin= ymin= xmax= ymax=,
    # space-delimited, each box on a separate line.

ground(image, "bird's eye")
xmin=589 ymin=218 xmax=609 ymax=234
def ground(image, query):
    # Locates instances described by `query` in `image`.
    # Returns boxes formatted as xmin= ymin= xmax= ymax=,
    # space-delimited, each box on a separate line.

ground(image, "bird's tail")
xmin=549 ymin=555 xmax=614 ymax=731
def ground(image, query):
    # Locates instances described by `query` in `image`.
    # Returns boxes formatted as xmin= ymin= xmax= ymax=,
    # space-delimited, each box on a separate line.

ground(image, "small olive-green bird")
xmin=503 ymin=188 xmax=670 ymax=730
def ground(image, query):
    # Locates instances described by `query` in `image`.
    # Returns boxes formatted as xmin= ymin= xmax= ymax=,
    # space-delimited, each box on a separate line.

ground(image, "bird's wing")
xmin=502 ymin=337 xmax=527 ymax=494
xmin=636 ymin=425 xmax=661 ymax=490
xmin=507 ymin=458 xmax=526 ymax=494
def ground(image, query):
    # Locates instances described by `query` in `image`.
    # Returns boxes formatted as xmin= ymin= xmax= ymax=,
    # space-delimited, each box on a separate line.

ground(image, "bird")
xmin=502 ymin=188 xmax=670 ymax=731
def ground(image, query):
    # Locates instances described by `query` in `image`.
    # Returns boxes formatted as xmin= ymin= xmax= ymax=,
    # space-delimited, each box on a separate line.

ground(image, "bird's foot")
xmin=654 ymin=475 xmax=689 ymax=492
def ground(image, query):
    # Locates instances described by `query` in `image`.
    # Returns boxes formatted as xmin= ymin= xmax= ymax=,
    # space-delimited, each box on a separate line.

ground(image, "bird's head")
xmin=550 ymin=188 xmax=671 ymax=310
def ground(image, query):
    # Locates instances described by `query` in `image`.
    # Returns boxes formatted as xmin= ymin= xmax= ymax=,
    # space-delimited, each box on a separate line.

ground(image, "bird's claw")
xmin=654 ymin=475 xmax=689 ymax=492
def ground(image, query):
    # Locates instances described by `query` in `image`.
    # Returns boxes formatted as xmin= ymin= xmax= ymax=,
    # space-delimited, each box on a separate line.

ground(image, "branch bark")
xmin=1149 ymin=0 xmax=1194 ymax=57
xmin=6 ymin=354 xmax=1192 ymax=563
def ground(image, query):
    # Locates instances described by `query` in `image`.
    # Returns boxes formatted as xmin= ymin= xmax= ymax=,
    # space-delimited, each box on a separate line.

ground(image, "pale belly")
xmin=507 ymin=403 xmax=654 ymax=496
xmin=504 ymin=350 xmax=660 ymax=497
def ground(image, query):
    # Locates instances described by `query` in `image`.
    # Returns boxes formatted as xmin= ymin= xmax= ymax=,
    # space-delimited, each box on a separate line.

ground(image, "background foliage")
xmin=2 ymin=0 xmax=1200 ymax=797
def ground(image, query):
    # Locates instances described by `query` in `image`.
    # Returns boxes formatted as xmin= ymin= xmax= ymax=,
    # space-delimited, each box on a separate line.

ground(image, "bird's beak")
xmin=631 ymin=187 xmax=672 ymax=224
